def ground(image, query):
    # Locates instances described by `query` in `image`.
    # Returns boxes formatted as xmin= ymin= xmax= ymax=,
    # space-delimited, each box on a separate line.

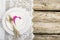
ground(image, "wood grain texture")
xmin=33 ymin=22 xmax=60 ymax=33
xmin=33 ymin=0 xmax=60 ymax=40
xmin=33 ymin=12 xmax=60 ymax=33
xmin=33 ymin=12 xmax=60 ymax=22
xmin=33 ymin=0 xmax=60 ymax=10
xmin=34 ymin=35 xmax=60 ymax=40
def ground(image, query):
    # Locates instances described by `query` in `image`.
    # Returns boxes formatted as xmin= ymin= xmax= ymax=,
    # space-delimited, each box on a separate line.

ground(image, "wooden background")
xmin=33 ymin=0 xmax=60 ymax=40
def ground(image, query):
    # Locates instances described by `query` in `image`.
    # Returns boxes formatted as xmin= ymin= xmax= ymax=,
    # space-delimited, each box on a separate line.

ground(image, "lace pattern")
xmin=4 ymin=0 xmax=34 ymax=40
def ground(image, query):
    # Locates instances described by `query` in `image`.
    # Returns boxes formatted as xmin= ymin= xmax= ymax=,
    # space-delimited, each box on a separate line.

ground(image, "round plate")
xmin=2 ymin=7 xmax=32 ymax=35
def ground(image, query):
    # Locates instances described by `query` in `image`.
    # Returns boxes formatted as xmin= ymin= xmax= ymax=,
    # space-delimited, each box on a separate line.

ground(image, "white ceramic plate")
xmin=2 ymin=7 xmax=32 ymax=35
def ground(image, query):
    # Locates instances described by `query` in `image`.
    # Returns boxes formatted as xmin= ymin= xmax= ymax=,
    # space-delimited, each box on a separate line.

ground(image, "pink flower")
xmin=12 ymin=16 xmax=21 ymax=24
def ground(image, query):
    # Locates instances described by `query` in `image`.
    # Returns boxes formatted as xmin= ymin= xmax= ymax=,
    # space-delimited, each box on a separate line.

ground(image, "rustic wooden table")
xmin=33 ymin=0 xmax=60 ymax=40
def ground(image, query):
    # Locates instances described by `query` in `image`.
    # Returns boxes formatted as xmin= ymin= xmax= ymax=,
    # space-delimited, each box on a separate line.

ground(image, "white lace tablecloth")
xmin=0 ymin=0 xmax=34 ymax=40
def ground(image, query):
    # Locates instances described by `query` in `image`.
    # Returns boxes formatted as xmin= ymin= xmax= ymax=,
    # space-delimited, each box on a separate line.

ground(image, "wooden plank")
xmin=33 ymin=22 xmax=60 ymax=33
xmin=34 ymin=35 xmax=60 ymax=40
xmin=33 ymin=0 xmax=60 ymax=10
xmin=33 ymin=12 xmax=60 ymax=33
xmin=33 ymin=12 xmax=60 ymax=22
